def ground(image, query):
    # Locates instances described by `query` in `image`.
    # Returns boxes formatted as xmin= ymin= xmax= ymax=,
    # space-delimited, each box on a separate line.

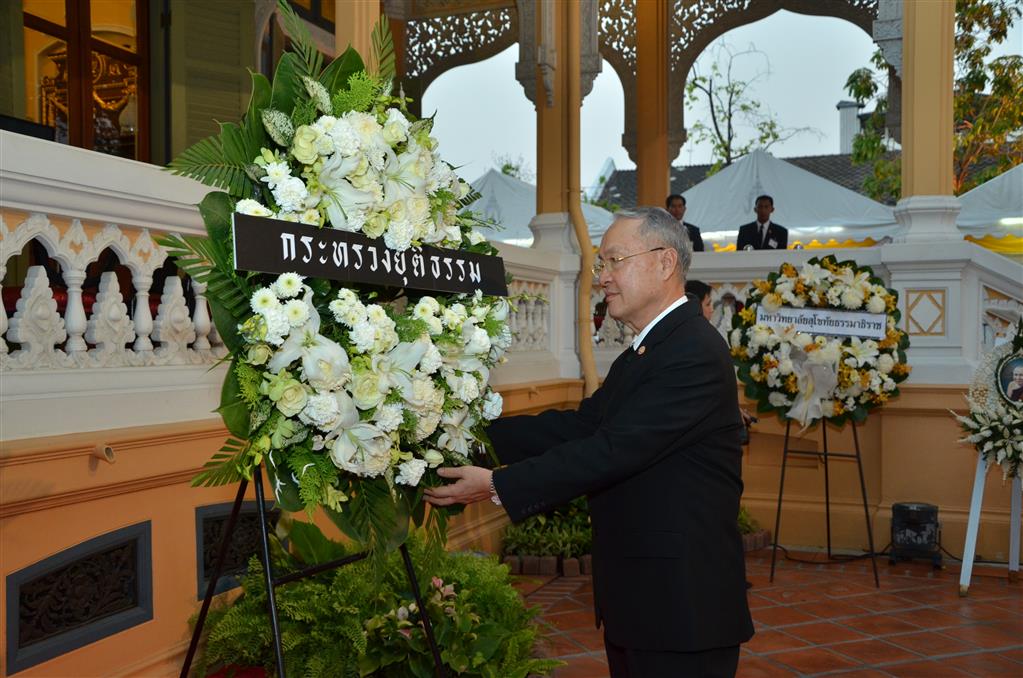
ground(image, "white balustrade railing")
xmin=3 ymin=131 xmax=1021 ymax=440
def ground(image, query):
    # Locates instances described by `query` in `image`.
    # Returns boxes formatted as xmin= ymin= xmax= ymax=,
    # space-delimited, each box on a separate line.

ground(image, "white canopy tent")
xmin=956 ymin=164 xmax=1023 ymax=237
xmin=469 ymin=169 xmax=614 ymax=247
xmin=680 ymin=149 xmax=900 ymax=247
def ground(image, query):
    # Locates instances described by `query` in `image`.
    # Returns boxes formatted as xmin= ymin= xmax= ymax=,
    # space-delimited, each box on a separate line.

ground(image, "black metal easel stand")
xmin=769 ymin=420 xmax=880 ymax=588
xmin=180 ymin=465 xmax=447 ymax=678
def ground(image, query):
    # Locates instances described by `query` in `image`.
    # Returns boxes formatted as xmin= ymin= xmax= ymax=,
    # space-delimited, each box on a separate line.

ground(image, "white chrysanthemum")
xmin=482 ymin=390 xmax=503 ymax=420
xmin=273 ymin=272 xmax=304 ymax=299
xmin=299 ymin=208 xmax=320 ymax=226
xmin=299 ymin=393 xmax=342 ymax=430
xmin=236 ymin=199 xmax=274 ymax=217
xmin=878 ymin=353 xmax=895 ymax=374
xmin=366 ymin=304 xmax=389 ymax=326
xmin=841 ymin=287 xmax=865 ymax=310
xmin=384 ymin=220 xmax=415 ymax=251
xmin=277 ymin=211 xmax=300 ymax=222
xmin=251 ymin=288 xmax=278 ymax=314
xmin=866 ymin=295 xmax=886 ymax=314
xmin=419 ymin=343 xmax=443 ymax=374
xmin=395 ymin=458 xmax=427 ymax=486
xmin=425 ymin=316 xmax=443 ymax=335
xmin=283 ymin=299 xmax=310 ymax=327
xmin=374 ymin=403 xmax=404 ymax=432
xmin=730 ymin=329 xmax=743 ymax=349
xmin=260 ymin=161 xmax=291 ymax=189
xmin=273 ymin=176 xmax=309 ymax=213
xmin=351 ymin=321 xmax=377 ymax=354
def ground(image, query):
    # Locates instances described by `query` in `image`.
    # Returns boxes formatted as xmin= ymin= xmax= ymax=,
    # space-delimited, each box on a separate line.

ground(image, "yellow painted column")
xmin=893 ymin=0 xmax=960 ymax=242
xmin=335 ymin=0 xmax=379 ymax=67
xmin=535 ymin=0 xmax=570 ymax=215
xmin=635 ymin=0 xmax=670 ymax=207
xmin=901 ymin=0 xmax=954 ymax=197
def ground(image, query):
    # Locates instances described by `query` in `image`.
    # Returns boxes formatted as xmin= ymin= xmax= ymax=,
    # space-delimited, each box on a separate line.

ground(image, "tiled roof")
xmin=597 ymin=152 xmax=896 ymax=208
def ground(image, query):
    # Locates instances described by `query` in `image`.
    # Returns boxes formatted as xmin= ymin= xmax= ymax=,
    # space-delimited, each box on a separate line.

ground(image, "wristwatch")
xmin=489 ymin=470 xmax=502 ymax=506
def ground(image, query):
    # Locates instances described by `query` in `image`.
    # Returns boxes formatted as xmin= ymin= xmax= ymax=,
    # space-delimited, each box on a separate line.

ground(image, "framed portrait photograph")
xmin=996 ymin=354 xmax=1023 ymax=406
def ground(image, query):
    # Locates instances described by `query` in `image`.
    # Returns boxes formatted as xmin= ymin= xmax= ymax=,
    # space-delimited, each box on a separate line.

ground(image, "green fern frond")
xmin=331 ymin=71 xmax=382 ymax=115
xmin=155 ymin=233 xmax=252 ymax=321
xmin=167 ymin=134 xmax=252 ymax=197
xmin=371 ymin=16 xmax=396 ymax=84
xmin=276 ymin=0 xmax=323 ymax=79
xmin=191 ymin=437 xmax=250 ymax=487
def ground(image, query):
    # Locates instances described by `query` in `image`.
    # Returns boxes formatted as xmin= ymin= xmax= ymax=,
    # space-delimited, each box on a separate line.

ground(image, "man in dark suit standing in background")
xmin=426 ymin=207 xmax=754 ymax=677
xmin=736 ymin=194 xmax=787 ymax=250
xmin=666 ymin=193 xmax=705 ymax=252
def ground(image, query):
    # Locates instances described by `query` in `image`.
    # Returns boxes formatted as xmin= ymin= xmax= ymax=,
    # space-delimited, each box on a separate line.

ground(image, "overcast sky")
xmin=423 ymin=8 xmax=1022 ymax=194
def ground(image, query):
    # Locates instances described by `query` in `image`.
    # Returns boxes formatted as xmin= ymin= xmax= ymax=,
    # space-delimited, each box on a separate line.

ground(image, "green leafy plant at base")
xmin=737 ymin=506 xmax=759 ymax=536
xmin=194 ymin=523 xmax=560 ymax=678
xmin=502 ymin=497 xmax=592 ymax=559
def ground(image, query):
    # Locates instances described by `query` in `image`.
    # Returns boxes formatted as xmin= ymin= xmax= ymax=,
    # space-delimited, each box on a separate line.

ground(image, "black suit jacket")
xmin=683 ymin=222 xmax=705 ymax=252
xmin=490 ymin=301 xmax=754 ymax=652
xmin=736 ymin=221 xmax=788 ymax=250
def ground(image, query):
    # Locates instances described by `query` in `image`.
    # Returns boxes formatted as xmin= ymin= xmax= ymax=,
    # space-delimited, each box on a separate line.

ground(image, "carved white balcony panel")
xmin=85 ymin=271 xmax=138 ymax=366
xmin=152 ymin=276 xmax=198 ymax=365
xmin=982 ymin=284 xmax=1023 ymax=350
xmin=5 ymin=266 xmax=71 ymax=369
xmin=507 ymin=278 xmax=551 ymax=352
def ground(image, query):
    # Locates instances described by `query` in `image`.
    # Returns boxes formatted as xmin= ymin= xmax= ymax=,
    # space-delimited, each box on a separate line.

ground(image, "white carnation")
xmin=263 ymin=307 xmax=290 ymax=346
xmin=384 ymin=220 xmax=415 ymax=251
xmin=272 ymin=176 xmax=309 ymax=213
xmin=395 ymin=458 xmax=427 ymax=486
xmin=299 ymin=393 xmax=341 ymax=431
xmin=374 ymin=403 xmax=404 ymax=432
xmin=351 ymin=321 xmax=377 ymax=353
xmin=419 ymin=343 xmax=443 ymax=374
xmin=841 ymin=287 xmax=865 ymax=310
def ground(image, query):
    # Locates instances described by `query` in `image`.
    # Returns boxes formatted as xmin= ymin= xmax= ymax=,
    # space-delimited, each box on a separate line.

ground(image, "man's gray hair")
xmin=613 ymin=206 xmax=692 ymax=280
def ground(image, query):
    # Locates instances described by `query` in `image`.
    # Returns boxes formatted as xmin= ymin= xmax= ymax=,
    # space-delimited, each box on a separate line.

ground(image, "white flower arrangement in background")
xmin=731 ymin=255 xmax=911 ymax=427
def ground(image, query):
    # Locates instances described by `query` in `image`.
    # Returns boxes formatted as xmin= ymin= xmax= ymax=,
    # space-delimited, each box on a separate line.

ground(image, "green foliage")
xmin=332 ymin=71 xmax=384 ymax=116
xmin=194 ymin=528 xmax=560 ymax=678
xmin=737 ymin=506 xmax=759 ymax=535
xmin=191 ymin=437 xmax=251 ymax=488
xmin=371 ymin=16 xmax=396 ymax=84
xmin=846 ymin=0 xmax=1023 ymax=199
xmin=319 ymin=48 xmax=366 ymax=99
xmin=276 ymin=0 xmax=324 ymax=80
xmin=291 ymin=97 xmax=319 ymax=130
xmin=502 ymin=498 xmax=592 ymax=558
xmin=166 ymin=134 xmax=254 ymax=198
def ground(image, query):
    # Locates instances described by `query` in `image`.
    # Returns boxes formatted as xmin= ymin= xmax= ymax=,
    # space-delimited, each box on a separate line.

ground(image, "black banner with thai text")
xmin=232 ymin=213 xmax=508 ymax=296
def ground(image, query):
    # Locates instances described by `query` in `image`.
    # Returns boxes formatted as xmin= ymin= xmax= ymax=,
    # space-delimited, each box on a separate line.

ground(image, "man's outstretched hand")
xmin=424 ymin=466 xmax=494 ymax=506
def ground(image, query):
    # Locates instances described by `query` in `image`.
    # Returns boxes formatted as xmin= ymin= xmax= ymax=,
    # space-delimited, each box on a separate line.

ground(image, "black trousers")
xmin=604 ymin=634 xmax=740 ymax=678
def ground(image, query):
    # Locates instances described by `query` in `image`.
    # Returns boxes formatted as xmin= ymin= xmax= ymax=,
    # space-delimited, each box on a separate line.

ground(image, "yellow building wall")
xmin=1 ymin=380 xmax=1016 ymax=677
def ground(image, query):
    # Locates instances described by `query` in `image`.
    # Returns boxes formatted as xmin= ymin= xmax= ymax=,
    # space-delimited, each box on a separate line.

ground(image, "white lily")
xmin=330 ymin=422 xmax=392 ymax=477
xmin=319 ymin=152 xmax=375 ymax=231
xmin=373 ymin=337 xmax=431 ymax=398
xmin=437 ymin=407 xmax=476 ymax=456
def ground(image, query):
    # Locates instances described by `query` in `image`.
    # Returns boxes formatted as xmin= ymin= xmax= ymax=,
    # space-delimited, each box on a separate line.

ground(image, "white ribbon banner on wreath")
xmin=756 ymin=306 xmax=887 ymax=341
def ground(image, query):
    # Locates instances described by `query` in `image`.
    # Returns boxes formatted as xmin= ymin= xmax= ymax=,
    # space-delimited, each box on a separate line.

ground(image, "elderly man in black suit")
xmin=426 ymin=207 xmax=754 ymax=677
xmin=666 ymin=193 xmax=705 ymax=252
xmin=736 ymin=194 xmax=788 ymax=250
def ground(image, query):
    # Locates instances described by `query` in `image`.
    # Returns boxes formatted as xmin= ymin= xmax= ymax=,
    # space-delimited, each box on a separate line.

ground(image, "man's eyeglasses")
xmin=592 ymin=247 xmax=665 ymax=277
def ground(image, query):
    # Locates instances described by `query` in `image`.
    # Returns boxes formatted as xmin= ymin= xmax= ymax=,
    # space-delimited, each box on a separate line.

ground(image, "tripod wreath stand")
xmin=769 ymin=419 xmax=880 ymax=588
xmin=180 ymin=465 xmax=447 ymax=678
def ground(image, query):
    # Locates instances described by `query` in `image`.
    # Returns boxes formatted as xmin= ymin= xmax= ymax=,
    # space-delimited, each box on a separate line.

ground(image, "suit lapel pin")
xmin=637 ymin=345 xmax=646 ymax=356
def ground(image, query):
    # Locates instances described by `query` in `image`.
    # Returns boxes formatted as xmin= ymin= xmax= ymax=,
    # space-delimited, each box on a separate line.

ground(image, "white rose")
xmin=351 ymin=369 xmax=388 ymax=410
xmin=491 ymin=298 xmax=510 ymax=323
xmin=793 ymin=333 xmax=813 ymax=349
xmin=276 ymin=380 xmax=309 ymax=417
xmin=423 ymin=449 xmax=445 ymax=467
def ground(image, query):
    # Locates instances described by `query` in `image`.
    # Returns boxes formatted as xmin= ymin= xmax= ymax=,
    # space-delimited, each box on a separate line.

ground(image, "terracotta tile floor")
xmin=516 ymin=549 xmax=1022 ymax=677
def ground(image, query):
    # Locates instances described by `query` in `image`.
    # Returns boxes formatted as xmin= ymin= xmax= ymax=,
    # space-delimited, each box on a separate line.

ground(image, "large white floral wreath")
xmin=953 ymin=322 xmax=1023 ymax=479
xmin=730 ymin=255 xmax=911 ymax=427
xmin=157 ymin=2 xmax=511 ymax=552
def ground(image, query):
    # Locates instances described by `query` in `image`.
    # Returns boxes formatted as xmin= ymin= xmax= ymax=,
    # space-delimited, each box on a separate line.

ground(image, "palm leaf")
xmin=192 ymin=437 xmax=250 ymax=487
xmin=276 ymin=0 xmax=323 ymax=79
xmin=167 ymin=134 xmax=252 ymax=198
xmin=371 ymin=16 xmax=396 ymax=84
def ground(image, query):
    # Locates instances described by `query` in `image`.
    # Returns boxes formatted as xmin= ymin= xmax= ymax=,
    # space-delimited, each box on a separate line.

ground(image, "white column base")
xmin=894 ymin=195 xmax=962 ymax=242
xmin=529 ymin=211 xmax=584 ymax=254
